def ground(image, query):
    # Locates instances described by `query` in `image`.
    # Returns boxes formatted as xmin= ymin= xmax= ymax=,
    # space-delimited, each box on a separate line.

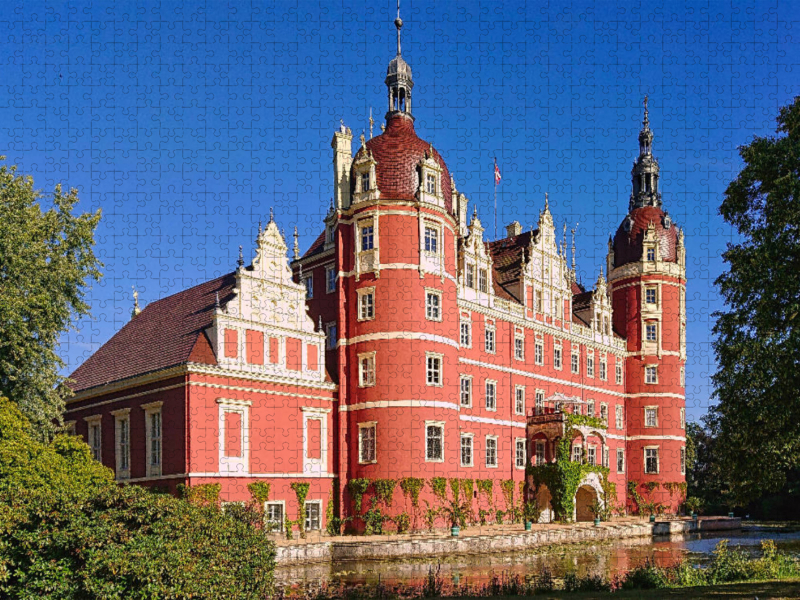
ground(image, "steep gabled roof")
xmin=486 ymin=230 xmax=535 ymax=303
xmin=301 ymin=231 xmax=326 ymax=260
xmin=68 ymin=273 xmax=237 ymax=392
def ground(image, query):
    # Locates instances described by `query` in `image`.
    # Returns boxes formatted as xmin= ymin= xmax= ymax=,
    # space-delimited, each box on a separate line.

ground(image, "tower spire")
xmin=395 ymin=0 xmax=402 ymax=56
xmin=629 ymin=95 xmax=661 ymax=211
xmin=385 ymin=0 xmax=413 ymax=119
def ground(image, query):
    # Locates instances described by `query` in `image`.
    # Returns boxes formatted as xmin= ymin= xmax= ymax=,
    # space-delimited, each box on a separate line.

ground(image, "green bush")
xmin=0 ymin=397 xmax=276 ymax=599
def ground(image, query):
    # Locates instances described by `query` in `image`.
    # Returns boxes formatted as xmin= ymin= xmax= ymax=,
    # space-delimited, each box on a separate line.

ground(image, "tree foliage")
xmin=0 ymin=159 xmax=102 ymax=437
xmin=0 ymin=397 xmax=276 ymax=598
xmin=709 ymin=96 xmax=800 ymax=505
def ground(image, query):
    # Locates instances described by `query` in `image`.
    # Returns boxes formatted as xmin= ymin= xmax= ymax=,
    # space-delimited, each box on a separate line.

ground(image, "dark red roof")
xmin=69 ymin=273 xmax=236 ymax=392
xmin=613 ymin=206 xmax=678 ymax=267
xmin=353 ymin=114 xmax=453 ymax=213
xmin=486 ymin=231 xmax=535 ymax=302
xmin=301 ymin=231 xmax=326 ymax=259
xmin=571 ymin=290 xmax=593 ymax=312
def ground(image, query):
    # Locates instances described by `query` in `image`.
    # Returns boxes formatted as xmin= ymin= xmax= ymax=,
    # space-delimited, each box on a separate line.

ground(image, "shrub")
xmin=620 ymin=559 xmax=670 ymax=590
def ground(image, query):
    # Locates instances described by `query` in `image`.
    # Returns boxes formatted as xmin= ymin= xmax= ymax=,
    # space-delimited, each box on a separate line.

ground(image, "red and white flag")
xmin=494 ymin=158 xmax=502 ymax=184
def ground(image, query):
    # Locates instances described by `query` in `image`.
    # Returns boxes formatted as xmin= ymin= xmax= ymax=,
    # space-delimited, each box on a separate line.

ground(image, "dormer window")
xmin=361 ymin=225 xmax=374 ymax=251
xmin=478 ymin=269 xmax=488 ymax=293
xmin=647 ymin=248 xmax=655 ymax=261
xmin=426 ymin=173 xmax=436 ymax=194
xmin=361 ymin=172 xmax=371 ymax=192
xmin=466 ymin=264 xmax=475 ymax=288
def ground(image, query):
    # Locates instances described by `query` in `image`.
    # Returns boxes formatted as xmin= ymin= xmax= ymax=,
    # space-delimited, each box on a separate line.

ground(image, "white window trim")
xmin=422 ymin=222 xmax=442 ymax=256
xmin=358 ymin=351 xmax=377 ymax=388
xmin=645 ymin=364 xmax=658 ymax=384
xmin=514 ymin=329 xmax=525 ymax=361
xmin=484 ymin=320 xmax=496 ymax=354
xmin=535 ymin=389 xmax=545 ymax=416
xmin=485 ymin=435 xmax=499 ymax=468
xmin=600 ymin=358 xmax=608 ymax=381
xmin=265 ymin=500 xmax=286 ymax=532
xmin=426 ymin=352 xmax=444 ymax=387
xmin=534 ymin=338 xmax=544 ymax=366
xmin=460 ymin=316 xmax=472 ymax=348
xmin=644 ymin=445 xmax=660 ymax=474
xmin=600 ymin=402 xmax=608 ymax=425
xmin=616 ymin=448 xmax=625 ymax=474
xmin=615 ymin=405 xmax=624 ymax=430
xmin=141 ymin=401 xmax=163 ymax=477
xmin=680 ymin=407 xmax=686 ymax=429
xmin=304 ymin=499 xmax=323 ymax=531
xmin=110 ymin=408 xmax=131 ymax=480
xmin=84 ymin=414 xmax=102 ymax=462
xmin=425 ymin=287 xmax=443 ymax=322
xmin=301 ymin=406 xmax=330 ymax=476
xmin=460 ymin=432 xmax=474 ymax=467
xmin=514 ymin=437 xmax=527 ymax=470
xmin=586 ymin=353 xmax=595 ymax=378
xmin=357 ymin=421 xmax=378 ymax=465
xmin=554 ymin=342 xmax=563 ymax=370
xmin=514 ymin=385 xmax=525 ymax=416
xmin=680 ymin=447 xmax=686 ymax=475
xmin=571 ymin=350 xmax=580 ymax=374
xmin=588 ymin=444 xmax=597 ymax=466
xmin=460 ymin=375 xmax=473 ymax=408
xmin=644 ymin=405 xmax=658 ymax=428
xmin=357 ymin=287 xmax=376 ymax=321
xmin=217 ymin=399 xmax=251 ymax=475
xmin=425 ymin=420 xmax=445 ymax=463
xmin=485 ymin=379 xmax=497 ymax=412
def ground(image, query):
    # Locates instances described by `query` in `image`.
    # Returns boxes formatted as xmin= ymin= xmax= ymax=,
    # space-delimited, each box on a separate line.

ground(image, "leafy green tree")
xmin=709 ymin=96 xmax=800 ymax=506
xmin=0 ymin=159 xmax=102 ymax=437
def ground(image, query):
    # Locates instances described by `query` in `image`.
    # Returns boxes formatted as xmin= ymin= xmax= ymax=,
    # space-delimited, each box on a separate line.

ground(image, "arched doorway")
xmin=575 ymin=485 xmax=599 ymax=522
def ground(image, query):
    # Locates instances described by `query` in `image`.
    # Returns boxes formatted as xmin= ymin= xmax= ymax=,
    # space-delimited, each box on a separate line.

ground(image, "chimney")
xmin=506 ymin=221 xmax=522 ymax=238
xmin=332 ymin=124 xmax=353 ymax=210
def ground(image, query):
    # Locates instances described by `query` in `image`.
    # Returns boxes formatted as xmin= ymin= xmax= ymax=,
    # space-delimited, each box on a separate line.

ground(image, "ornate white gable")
xmin=458 ymin=210 xmax=495 ymax=307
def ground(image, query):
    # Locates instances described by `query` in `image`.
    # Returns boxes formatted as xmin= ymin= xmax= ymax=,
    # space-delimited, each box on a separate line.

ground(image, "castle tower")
xmin=608 ymin=98 xmax=687 ymax=512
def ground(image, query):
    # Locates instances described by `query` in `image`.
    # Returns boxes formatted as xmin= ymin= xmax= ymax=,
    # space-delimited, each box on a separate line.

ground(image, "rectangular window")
xmin=478 ymin=268 xmax=488 ymax=293
xmin=536 ymin=290 xmax=543 ymax=313
xmin=587 ymin=355 xmax=595 ymax=378
xmin=426 ymin=354 xmax=442 ymax=386
xmin=426 ymin=291 xmax=441 ymax=321
xmin=266 ymin=502 xmax=284 ymax=532
xmin=424 ymin=226 xmax=438 ymax=253
xmin=426 ymin=423 xmax=444 ymax=461
xmin=359 ymin=290 xmax=375 ymax=320
xmin=326 ymin=323 xmax=337 ymax=350
xmin=359 ymin=422 xmax=377 ymax=464
xmin=645 ymin=407 xmax=658 ymax=427
xmin=361 ymin=225 xmax=374 ymax=251
xmin=224 ymin=411 xmax=243 ymax=457
xmin=600 ymin=403 xmax=608 ymax=425
xmin=515 ymin=439 xmax=526 ymax=469
xmin=588 ymin=446 xmax=596 ymax=466
xmin=600 ymin=359 xmax=607 ymax=381
xmin=616 ymin=362 xmax=623 ymax=385
xmin=645 ymin=287 xmax=657 ymax=304
xmin=149 ymin=411 xmax=162 ymax=469
xmin=515 ymin=386 xmax=525 ymax=415
xmin=359 ymin=353 xmax=376 ymax=387
xmin=326 ymin=267 xmax=336 ymax=293
xmin=534 ymin=341 xmax=543 ymax=365
xmin=535 ymin=390 xmax=544 ymax=415
xmin=680 ymin=408 xmax=686 ymax=429
xmin=306 ymin=418 xmax=322 ymax=459
xmin=485 ymin=380 xmax=496 ymax=411
xmin=680 ymin=367 xmax=685 ymax=386
xmin=587 ymin=400 xmax=595 ymax=417
xmin=426 ymin=173 xmax=437 ymax=194
xmin=114 ymin=411 xmax=131 ymax=478
xmin=645 ymin=365 xmax=658 ymax=384
xmin=460 ymin=318 xmax=471 ymax=347
xmin=617 ymin=448 xmax=625 ymax=473
xmin=466 ymin=264 xmax=475 ymax=288
xmin=572 ymin=445 xmax=582 ymax=463
xmin=535 ymin=440 xmax=546 ymax=465
xmin=460 ymin=434 xmax=473 ymax=467
xmin=603 ymin=447 xmax=609 ymax=468
xmin=485 ymin=325 xmax=495 ymax=353
xmin=303 ymin=275 xmax=314 ymax=299
xmin=554 ymin=344 xmax=562 ymax=370
xmin=645 ymin=323 xmax=657 ymax=342
xmin=460 ymin=377 xmax=472 ymax=407
xmin=305 ymin=501 xmax=321 ymax=531
xmin=514 ymin=335 xmax=524 ymax=360
xmin=647 ymin=247 xmax=656 ymax=261
xmin=615 ymin=405 xmax=624 ymax=430
xmin=681 ymin=447 xmax=686 ymax=475
xmin=86 ymin=417 xmax=102 ymax=462
xmin=645 ymin=447 xmax=659 ymax=474
xmin=485 ymin=437 xmax=498 ymax=468
xmin=361 ymin=172 xmax=370 ymax=192
xmin=571 ymin=351 xmax=579 ymax=374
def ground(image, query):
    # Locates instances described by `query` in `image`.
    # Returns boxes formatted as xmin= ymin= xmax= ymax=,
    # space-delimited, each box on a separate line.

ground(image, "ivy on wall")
xmin=177 ymin=483 xmax=221 ymax=507
xmin=347 ymin=478 xmax=370 ymax=514
xmin=400 ymin=477 xmax=425 ymax=507
xmin=247 ymin=482 xmax=271 ymax=505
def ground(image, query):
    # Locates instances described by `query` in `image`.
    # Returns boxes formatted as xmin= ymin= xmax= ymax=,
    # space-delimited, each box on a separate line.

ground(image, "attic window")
xmin=426 ymin=173 xmax=437 ymax=194
xmin=478 ymin=269 xmax=488 ymax=293
xmin=647 ymin=248 xmax=655 ymax=261
xmin=361 ymin=172 xmax=371 ymax=192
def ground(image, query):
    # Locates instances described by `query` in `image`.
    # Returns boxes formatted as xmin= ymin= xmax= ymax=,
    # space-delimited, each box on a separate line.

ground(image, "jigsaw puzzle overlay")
xmin=3 ymin=0 xmax=798 ymax=533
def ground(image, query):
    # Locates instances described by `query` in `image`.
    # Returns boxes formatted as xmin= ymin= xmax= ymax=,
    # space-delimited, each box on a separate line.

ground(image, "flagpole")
xmin=493 ymin=158 xmax=498 ymax=240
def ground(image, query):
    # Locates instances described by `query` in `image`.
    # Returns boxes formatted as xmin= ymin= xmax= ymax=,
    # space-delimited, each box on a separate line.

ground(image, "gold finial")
xmin=131 ymin=285 xmax=141 ymax=318
xmin=369 ymin=107 xmax=374 ymax=139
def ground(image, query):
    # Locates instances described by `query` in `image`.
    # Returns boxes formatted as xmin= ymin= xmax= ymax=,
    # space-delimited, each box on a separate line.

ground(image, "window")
xmin=600 ymin=403 xmax=608 ymax=425
xmin=112 ymin=409 xmax=131 ymax=479
xmin=645 ymin=323 xmax=657 ymax=342
xmin=535 ymin=440 xmax=546 ymax=465
xmin=142 ymin=401 xmax=163 ymax=477
xmin=515 ymin=438 xmax=526 ymax=469
xmin=460 ymin=376 xmax=472 ymax=407
xmin=485 ymin=436 xmax=498 ymax=468
xmin=680 ymin=447 xmax=686 ymax=475
xmin=326 ymin=266 xmax=336 ymax=293
xmin=326 ymin=322 xmax=337 ymax=350
xmin=514 ymin=335 xmax=524 ymax=360
xmin=358 ymin=289 xmax=375 ymax=320
xmin=554 ymin=344 xmax=562 ymax=370
xmin=265 ymin=502 xmax=284 ymax=532
xmin=603 ymin=447 xmax=609 ymax=468
xmin=460 ymin=434 xmax=473 ymax=467
xmin=460 ymin=318 xmax=472 ymax=347
xmin=647 ymin=247 xmax=655 ymax=261
xmin=426 ymin=291 xmax=441 ymax=321
xmin=680 ymin=367 xmax=685 ymax=387
xmin=85 ymin=416 xmax=102 ymax=462
xmin=645 ymin=365 xmax=657 ymax=384
xmin=303 ymin=275 xmax=314 ymax=299
xmin=485 ymin=323 xmax=495 ymax=353
xmin=426 ymin=422 xmax=444 ymax=461
xmin=587 ymin=355 xmax=594 ymax=378
xmin=600 ymin=359 xmax=607 ymax=381
xmin=478 ymin=268 xmax=488 ymax=293
xmin=361 ymin=171 xmax=371 ymax=192
xmin=645 ymin=287 xmax=657 ymax=305
xmin=359 ymin=353 xmax=376 ymax=387
xmin=466 ymin=264 xmax=475 ymax=288
xmin=645 ymin=447 xmax=659 ymax=474
xmin=218 ymin=400 xmax=251 ymax=475
xmin=571 ymin=351 xmax=579 ymax=374
xmin=616 ymin=448 xmax=625 ymax=473
xmin=426 ymin=173 xmax=437 ymax=194
xmin=424 ymin=226 xmax=438 ymax=253
xmin=361 ymin=225 xmax=374 ymax=251
xmin=358 ymin=422 xmax=377 ymax=463
xmin=534 ymin=340 xmax=543 ymax=365
xmin=645 ymin=407 xmax=658 ymax=427
xmin=615 ymin=405 xmax=624 ymax=430
xmin=588 ymin=446 xmax=596 ymax=466
xmin=616 ymin=361 xmax=623 ymax=385
xmin=485 ymin=380 xmax=497 ymax=411
xmin=535 ymin=390 xmax=544 ymax=415
xmin=572 ymin=445 xmax=582 ymax=463
xmin=535 ymin=290 xmax=543 ymax=313
xmin=426 ymin=354 xmax=442 ymax=386
xmin=587 ymin=400 xmax=595 ymax=417
xmin=515 ymin=386 xmax=525 ymax=415
xmin=305 ymin=501 xmax=321 ymax=531
xmin=680 ymin=408 xmax=686 ymax=429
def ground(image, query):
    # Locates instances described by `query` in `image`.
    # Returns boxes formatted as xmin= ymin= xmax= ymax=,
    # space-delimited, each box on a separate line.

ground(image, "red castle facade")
xmin=65 ymin=22 xmax=686 ymax=529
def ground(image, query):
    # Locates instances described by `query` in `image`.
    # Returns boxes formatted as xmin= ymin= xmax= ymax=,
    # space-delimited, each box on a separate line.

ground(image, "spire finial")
xmin=369 ymin=107 xmax=374 ymax=139
xmin=293 ymin=226 xmax=300 ymax=260
xmin=395 ymin=0 xmax=402 ymax=56
xmin=643 ymin=95 xmax=649 ymax=127
xmin=237 ymin=245 xmax=244 ymax=267
xmin=131 ymin=285 xmax=141 ymax=318
xmin=269 ymin=207 xmax=274 ymax=222
xmin=215 ymin=291 xmax=220 ymax=310
xmin=571 ymin=224 xmax=577 ymax=273
xmin=258 ymin=219 xmax=262 ymax=235
xmin=318 ymin=315 xmax=323 ymax=332
xmin=544 ymin=192 xmax=549 ymax=211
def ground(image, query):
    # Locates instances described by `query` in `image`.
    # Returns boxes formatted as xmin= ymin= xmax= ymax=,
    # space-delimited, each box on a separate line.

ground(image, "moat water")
xmin=275 ymin=525 xmax=800 ymax=594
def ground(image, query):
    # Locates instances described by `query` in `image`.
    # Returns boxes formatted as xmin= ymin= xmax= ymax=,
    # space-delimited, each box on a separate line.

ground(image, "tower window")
xmin=361 ymin=225 xmax=374 ymax=251
xmin=425 ymin=423 xmax=444 ymax=461
xmin=424 ymin=226 xmax=438 ymax=253
xmin=645 ymin=407 xmax=658 ymax=427
xmin=425 ymin=291 xmax=441 ymax=321
xmin=647 ymin=248 xmax=655 ymax=261
xmin=645 ymin=287 xmax=657 ymax=304
xmin=426 ymin=173 xmax=437 ymax=194
xmin=361 ymin=172 xmax=370 ymax=192
xmin=358 ymin=422 xmax=377 ymax=464
xmin=645 ymin=365 xmax=658 ymax=384
xmin=358 ymin=290 xmax=375 ymax=320
xmin=646 ymin=323 xmax=657 ymax=342
xmin=645 ymin=447 xmax=659 ymax=474
xmin=460 ymin=376 xmax=472 ymax=407
xmin=359 ymin=353 xmax=376 ymax=387
xmin=426 ymin=354 xmax=442 ymax=386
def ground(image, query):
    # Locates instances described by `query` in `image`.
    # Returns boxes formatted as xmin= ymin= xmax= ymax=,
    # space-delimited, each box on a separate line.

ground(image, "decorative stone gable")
xmin=458 ymin=210 xmax=495 ymax=306
xmin=590 ymin=271 xmax=613 ymax=338
xmin=352 ymin=137 xmax=381 ymax=204
xmin=417 ymin=145 xmax=445 ymax=208
xmin=524 ymin=197 xmax=572 ymax=319
xmin=207 ymin=219 xmax=325 ymax=382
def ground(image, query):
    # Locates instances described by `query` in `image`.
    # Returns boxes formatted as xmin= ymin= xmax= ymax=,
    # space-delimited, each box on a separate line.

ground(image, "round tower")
xmin=607 ymin=97 xmax=687 ymax=514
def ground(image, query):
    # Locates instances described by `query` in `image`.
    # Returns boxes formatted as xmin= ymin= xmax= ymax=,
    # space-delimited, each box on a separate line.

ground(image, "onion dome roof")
xmin=612 ymin=205 xmax=678 ymax=267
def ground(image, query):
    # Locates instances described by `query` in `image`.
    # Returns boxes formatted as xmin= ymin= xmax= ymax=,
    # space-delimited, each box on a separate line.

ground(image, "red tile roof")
xmin=613 ymin=206 xmax=678 ymax=267
xmin=486 ymin=230 xmax=535 ymax=303
xmin=301 ymin=231 xmax=326 ymax=259
xmin=68 ymin=273 xmax=236 ymax=392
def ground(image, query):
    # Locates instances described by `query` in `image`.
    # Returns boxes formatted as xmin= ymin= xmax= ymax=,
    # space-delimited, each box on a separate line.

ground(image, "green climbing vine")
xmin=290 ymin=481 xmax=311 ymax=537
xmin=347 ymin=478 xmax=370 ymax=514
xmin=178 ymin=483 xmax=221 ymax=506
xmin=400 ymin=477 xmax=425 ymax=507
xmin=449 ymin=478 xmax=461 ymax=503
xmin=373 ymin=479 xmax=397 ymax=506
xmin=247 ymin=482 xmax=271 ymax=504
xmin=430 ymin=477 xmax=448 ymax=503
xmin=477 ymin=479 xmax=494 ymax=506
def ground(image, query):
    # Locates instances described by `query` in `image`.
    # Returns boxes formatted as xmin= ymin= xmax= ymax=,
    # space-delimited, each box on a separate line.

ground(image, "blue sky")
xmin=1 ymin=0 xmax=797 ymax=421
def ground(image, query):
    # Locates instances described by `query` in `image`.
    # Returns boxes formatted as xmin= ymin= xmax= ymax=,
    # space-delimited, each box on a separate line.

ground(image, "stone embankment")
xmin=275 ymin=517 xmax=741 ymax=566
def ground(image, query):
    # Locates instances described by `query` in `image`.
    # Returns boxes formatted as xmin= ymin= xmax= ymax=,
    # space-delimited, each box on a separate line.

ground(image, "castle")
xmin=65 ymin=14 xmax=686 ymax=529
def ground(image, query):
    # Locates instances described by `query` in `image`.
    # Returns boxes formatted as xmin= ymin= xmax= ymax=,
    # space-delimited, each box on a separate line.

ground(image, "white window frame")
xmin=571 ymin=350 xmax=580 ymax=374
xmin=587 ymin=400 xmax=595 ymax=417
xmin=460 ymin=315 xmax=472 ymax=348
xmin=84 ymin=414 xmax=102 ymax=462
xmin=484 ymin=320 xmax=496 ymax=354
xmin=425 ymin=421 xmax=445 ymax=462
xmin=111 ymin=408 xmax=131 ymax=480
xmin=425 ymin=172 xmax=437 ymax=195
xmin=600 ymin=402 xmax=608 ymax=425
xmin=326 ymin=265 xmax=336 ymax=293
xmin=615 ymin=405 xmax=624 ymax=430
xmin=465 ymin=263 xmax=475 ymax=289
xmin=515 ymin=438 xmax=526 ymax=469
xmin=535 ymin=440 xmax=546 ymax=465
xmin=217 ymin=399 xmax=251 ymax=475
xmin=301 ymin=406 xmax=330 ymax=476
xmin=460 ymin=375 xmax=472 ymax=408
xmin=302 ymin=274 xmax=314 ymax=299
xmin=644 ymin=446 xmax=660 ymax=474
xmin=360 ymin=223 xmax=375 ymax=251
xmin=265 ymin=501 xmax=286 ymax=533
xmin=535 ymin=389 xmax=544 ymax=415
xmin=426 ymin=352 xmax=443 ymax=387
xmin=514 ymin=385 xmax=525 ymax=416
xmin=600 ymin=358 xmax=607 ymax=381
xmin=680 ymin=408 xmax=686 ymax=429
xmin=587 ymin=353 xmax=595 ymax=378
xmin=616 ymin=361 xmax=623 ymax=385
xmin=485 ymin=379 xmax=497 ymax=411
xmin=425 ymin=288 xmax=442 ymax=321
xmin=358 ymin=421 xmax=377 ymax=464
xmin=358 ymin=351 xmax=376 ymax=387
xmin=554 ymin=342 xmax=563 ymax=370
xmin=603 ymin=446 xmax=609 ymax=468
xmin=478 ymin=268 xmax=488 ymax=293
xmin=645 ymin=322 xmax=658 ymax=342
xmin=645 ymin=365 xmax=658 ymax=384
xmin=616 ymin=448 xmax=625 ymax=473
xmin=460 ymin=433 xmax=474 ymax=467
xmin=645 ymin=286 xmax=658 ymax=305
xmin=644 ymin=406 xmax=658 ymax=428
xmin=361 ymin=171 xmax=371 ymax=192
xmin=588 ymin=445 xmax=596 ymax=466
xmin=304 ymin=499 xmax=322 ymax=531
xmin=680 ymin=366 xmax=685 ymax=387
xmin=357 ymin=287 xmax=375 ymax=321
xmin=572 ymin=444 xmax=583 ymax=463
xmin=514 ymin=331 xmax=524 ymax=360
xmin=534 ymin=339 xmax=544 ymax=365
xmin=423 ymin=223 xmax=440 ymax=254
xmin=142 ymin=401 xmax=163 ymax=477
xmin=485 ymin=435 xmax=498 ymax=468
xmin=646 ymin=247 xmax=656 ymax=261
